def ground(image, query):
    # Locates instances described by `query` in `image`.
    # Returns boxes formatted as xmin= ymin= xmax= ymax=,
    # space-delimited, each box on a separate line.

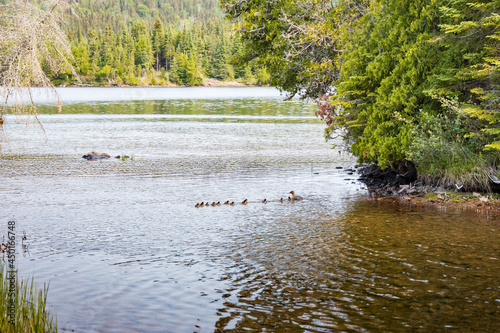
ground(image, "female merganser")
xmin=288 ymin=191 xmax=303 ymax=201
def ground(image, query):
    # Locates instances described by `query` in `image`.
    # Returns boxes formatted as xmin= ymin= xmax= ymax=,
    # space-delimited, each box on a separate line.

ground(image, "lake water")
xmin=0 ymin=87 xmax=499 ymax=332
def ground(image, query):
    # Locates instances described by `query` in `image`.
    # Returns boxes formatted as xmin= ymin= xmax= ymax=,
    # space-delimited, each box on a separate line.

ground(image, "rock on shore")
xmin=358 ymin=160 xmax=417 ymax=188
xmin=356 ymin=161 xmax=500 ymax=211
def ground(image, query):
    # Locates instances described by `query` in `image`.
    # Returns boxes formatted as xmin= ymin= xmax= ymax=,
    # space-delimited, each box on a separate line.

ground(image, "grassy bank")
xmin=412 ymin=153 xmax=499 ymax=193
xmin=0 ymin=265 xmax=57 ymax=333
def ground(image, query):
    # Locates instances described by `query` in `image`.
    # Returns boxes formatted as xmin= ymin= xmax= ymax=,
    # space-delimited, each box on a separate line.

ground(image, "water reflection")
xmin=38 ymin=98 xmax=314 ymax=116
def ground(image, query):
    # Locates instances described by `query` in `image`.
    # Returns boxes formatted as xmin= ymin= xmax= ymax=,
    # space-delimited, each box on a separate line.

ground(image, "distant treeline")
xmin=50 ymin=0 xmax=269 ymax=86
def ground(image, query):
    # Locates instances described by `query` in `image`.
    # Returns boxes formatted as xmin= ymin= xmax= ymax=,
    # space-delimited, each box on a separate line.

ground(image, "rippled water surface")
xmin=1 ymin=87 xmax=499 ymax=332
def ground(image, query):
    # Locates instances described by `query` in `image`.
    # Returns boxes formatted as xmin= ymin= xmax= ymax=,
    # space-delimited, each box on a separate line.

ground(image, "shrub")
xmin=408 ymin=110 xmax=497 ymax=192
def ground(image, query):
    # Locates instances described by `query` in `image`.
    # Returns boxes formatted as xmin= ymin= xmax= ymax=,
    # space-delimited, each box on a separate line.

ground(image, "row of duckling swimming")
xmin=195 ymin=191 xmax=303 ymax=208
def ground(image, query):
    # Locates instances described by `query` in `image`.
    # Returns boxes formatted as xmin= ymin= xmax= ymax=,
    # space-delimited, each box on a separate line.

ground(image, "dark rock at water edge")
xmin=358 ymin=160 xmax=417 ymax=188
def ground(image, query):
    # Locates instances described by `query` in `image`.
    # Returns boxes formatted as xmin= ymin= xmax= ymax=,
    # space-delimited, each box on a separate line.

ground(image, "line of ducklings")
xmin=195 ymin=191 xmax=303 ymax=208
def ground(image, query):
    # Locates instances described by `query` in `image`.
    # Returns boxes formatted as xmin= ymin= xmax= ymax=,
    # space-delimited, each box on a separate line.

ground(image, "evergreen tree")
xmin=152 ymin=17 xmax=164 ymax=71
xmin=176 ymin=52 xmax=189 ymax=85
xmin=242 ymin=65 xmax=255 ymax=85
xmin=231 ymin=37 xmax=246 ymax=79
xmin=185 ymin=55 xmax=202 ymax=85
xmin=163 ymin=27 xmax=175 ymax=71
xmin=135 ymin=35 xmax=152 ymax=69
xmin=87 ymin=29 xmax=100 ymax=80
xmin=201 ymin=39 xmax=214 ymax=77
xmin=169 ymin=52 xmax=180 ymax=84
xmin=213 ymin=38 xmax=231 ymax=80
xmin=101 ymin=24 xmax=115 ymax=68
xmin=113 ymin=33 xmax=124 ymax=79
xmin=72 ymin=37 xmax=90 ymax=76
xmin=121 ymin=29 xmax=135 ymax=70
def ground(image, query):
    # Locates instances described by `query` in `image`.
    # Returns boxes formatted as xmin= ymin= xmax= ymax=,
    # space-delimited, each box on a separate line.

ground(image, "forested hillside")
xmin=66 ymin=0 xmax=223 ymax=35
xmin=51 ymin=0 xmax=268 ymax=86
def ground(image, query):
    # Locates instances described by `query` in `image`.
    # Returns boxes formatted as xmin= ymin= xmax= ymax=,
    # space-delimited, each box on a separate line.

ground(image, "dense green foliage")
xmin=221 ymin=0 xmax=500 ymax=190
xmin=336 ymin=1 xmax=446 ymax=166
xmin=221 ymin=0 xmax=361 ymax=99
xmin=52 ymin=0 xmax=268 ymax=86
xmin=436 ymin=0 xmax=500 ymax=151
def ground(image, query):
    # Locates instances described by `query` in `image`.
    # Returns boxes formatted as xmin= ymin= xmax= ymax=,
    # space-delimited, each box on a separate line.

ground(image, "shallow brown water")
xmin=0 ymin=88 xmax=498 ymax=332
xmin=216 ymin=200 xmax=499 ymax=332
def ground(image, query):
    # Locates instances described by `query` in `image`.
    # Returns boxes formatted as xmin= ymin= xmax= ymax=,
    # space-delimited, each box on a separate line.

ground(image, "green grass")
xmin=0 ymin=264 xmax=57 ymax=333
xmin=409 ymin=139 xmax=498 ymax=192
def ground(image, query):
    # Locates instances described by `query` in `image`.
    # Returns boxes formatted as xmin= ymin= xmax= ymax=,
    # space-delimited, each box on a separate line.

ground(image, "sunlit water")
xmin=0 ymin=87 xmax=498 ymax=332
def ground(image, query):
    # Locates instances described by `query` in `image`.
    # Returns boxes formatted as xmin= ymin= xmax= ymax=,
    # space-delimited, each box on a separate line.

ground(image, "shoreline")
xmin=58 ymin=78 xmax=265 ymax=89
xmin=367 ymin=186 xmax=500 ymax=213
xmin=356 ymin=163 xmax=500 ymax=213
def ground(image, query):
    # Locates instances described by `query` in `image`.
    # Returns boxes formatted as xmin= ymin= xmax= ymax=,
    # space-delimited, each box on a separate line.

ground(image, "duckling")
xmin=242 ymin=199 xmax=248 ymax=205
xmin=288 ymin=191 xmax=304 ymax=201
xmin=262 ymin=199 xmax=267 ymax=204
xmin=200 ymin=202 xmax=205 ymax=207
xmin=280 ymin=198 xmax=284 ymax=203
xmin=211 ymin=202 xmax=216 ymax=206
xmin=216 ymin=201 xmax=221 ymax=206
xmin=230 ymin=202 xmax=235 ymax=206
xmin=195 ymin=203 xmax=200 ymax=208
xmin=224 ymin=200 xmax=230 ymax=205
xmin=288 ymin=197 xmax=292 ymax=201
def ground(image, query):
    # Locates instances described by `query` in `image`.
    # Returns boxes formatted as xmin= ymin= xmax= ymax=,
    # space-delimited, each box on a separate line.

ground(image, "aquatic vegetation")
xmin=0 ymin=265 xmax=57 ymax=333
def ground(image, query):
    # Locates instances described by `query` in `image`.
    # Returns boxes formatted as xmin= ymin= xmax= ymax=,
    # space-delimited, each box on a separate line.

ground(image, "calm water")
xmin=0 ymin=87 xmax=499 ymax=332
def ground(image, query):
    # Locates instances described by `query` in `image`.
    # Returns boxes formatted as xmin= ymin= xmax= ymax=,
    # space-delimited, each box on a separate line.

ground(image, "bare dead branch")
xmin=0 ymin=0 xmax=78 ymax=132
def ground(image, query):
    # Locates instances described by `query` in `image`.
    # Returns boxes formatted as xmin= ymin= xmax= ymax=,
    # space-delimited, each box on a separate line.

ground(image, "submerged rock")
xmin=83 ymin=151 xmax=111 ymax=160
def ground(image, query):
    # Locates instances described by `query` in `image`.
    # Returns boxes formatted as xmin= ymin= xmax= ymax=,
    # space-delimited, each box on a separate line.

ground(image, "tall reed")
xmin=0 ymin=264 xmax=57 ymax=333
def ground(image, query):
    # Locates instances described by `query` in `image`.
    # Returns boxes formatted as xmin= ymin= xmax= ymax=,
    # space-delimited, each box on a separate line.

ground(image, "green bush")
xmin=408 ymin=110 xmax=497 ymax=191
